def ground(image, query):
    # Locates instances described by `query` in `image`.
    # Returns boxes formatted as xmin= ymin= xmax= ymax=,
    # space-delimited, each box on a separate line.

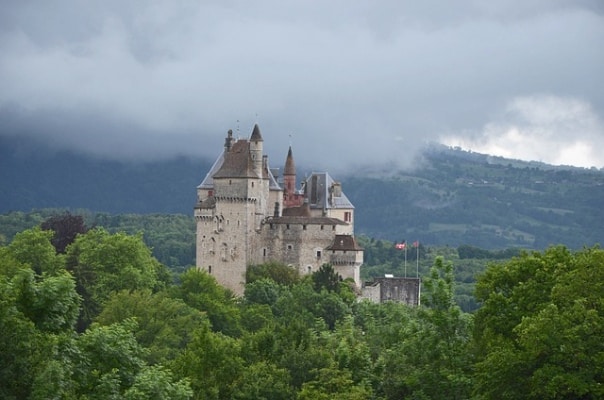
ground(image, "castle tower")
xmin=249 ymin=123 xmax=263 ymax=177
xmin=194 ymin=125 xmax=274 ymax=295
xmin=283 ymin=146 xmax=303 ymax=208
xmin=195 ymin=124 xmax=362 ymax=296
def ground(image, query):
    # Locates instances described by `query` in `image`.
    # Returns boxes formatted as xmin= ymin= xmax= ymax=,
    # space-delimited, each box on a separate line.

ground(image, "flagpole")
xmin=404 ymin=245 xmax=407 ymax=278
xmin=415 ymin=241 xmax=419 ymax=278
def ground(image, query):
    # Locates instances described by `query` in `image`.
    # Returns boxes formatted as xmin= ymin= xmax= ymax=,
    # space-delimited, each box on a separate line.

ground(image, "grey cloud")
xmin=0 ymin=0 xmax=603 ymax=169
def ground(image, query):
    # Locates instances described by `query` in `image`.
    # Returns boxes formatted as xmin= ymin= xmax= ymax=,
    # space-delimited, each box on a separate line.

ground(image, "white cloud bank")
xmin=441 ymin=95 xmax=604 ymax=168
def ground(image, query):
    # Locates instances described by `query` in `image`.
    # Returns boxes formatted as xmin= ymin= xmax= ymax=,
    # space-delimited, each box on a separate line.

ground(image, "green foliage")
xmin=67 ymin=228 xmax=165 ymax=330
xmin=474 ymin=246 xmax=604 ymax=399
xmin=2 ymin=223 xmax=601 ymax=400
xmin=124 ymin=365 xmax=192 ymax=400
xmin=171 ymin=268 xmax=242 ymax=336
xmin=13 ymin=268 xmax=81 ymax=333
xmin=298 ymin=364 xmax=373 ymax=400
xmin=172 ymin=324 xmax=244 ymax=400
xmin=96 ymin=290 xmax=208 ymax=364
xmin=0 ymin=209 xmax=196 ymax=272
xmin=377 ymin=257 xmax=474 ymax=399
xmin=312 ymin=263 xmax=342 ymax=293
xmin=346 ymin=148 xmax=604 ymax=249
xmin=458 ymin=244 xmax=522 ymax=259
xmin=244 ymin=278 xmax=285 ymax=307
xmin=74 ymin=319 xmax=147 ymax=397
xmin=246 ymin=260 xmax=300 ymax=286
xmin=231 ymin=361 xmax=294 ymax=400
xmin=8 ymin=227 xmax=63 ymax=275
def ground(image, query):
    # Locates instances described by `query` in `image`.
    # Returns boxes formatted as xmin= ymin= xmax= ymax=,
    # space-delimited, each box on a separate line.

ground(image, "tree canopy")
xmin=1 ymin=223 xmax=602 ymax=399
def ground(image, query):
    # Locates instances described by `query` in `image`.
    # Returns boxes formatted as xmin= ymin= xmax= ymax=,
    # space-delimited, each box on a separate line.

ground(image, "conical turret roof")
xmin=250 ymin=124 xmax=263 ymax=141
xmin=284 ymin=146 xmax=296 ymax=176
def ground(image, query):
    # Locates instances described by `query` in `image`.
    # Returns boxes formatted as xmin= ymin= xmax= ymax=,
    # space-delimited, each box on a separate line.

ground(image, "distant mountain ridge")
xmin=1 ymin=135 xmax=603 ymax=250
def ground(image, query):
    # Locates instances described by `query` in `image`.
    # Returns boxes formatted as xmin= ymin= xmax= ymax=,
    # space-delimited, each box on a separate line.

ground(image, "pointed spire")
xmin=250 ymin=123 xmax=263 ymax=141
xmin=284 ymin=146 xmax=296 ymax=176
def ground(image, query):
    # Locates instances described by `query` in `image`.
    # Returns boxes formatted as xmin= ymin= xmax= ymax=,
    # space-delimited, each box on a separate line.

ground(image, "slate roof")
xmin=250 ymin=123 xmax=263 ymax=141
xmin=198 ymin=150 xmax=225 ymax=189
xmin=304 ymin=172 xmax=354 ymax=210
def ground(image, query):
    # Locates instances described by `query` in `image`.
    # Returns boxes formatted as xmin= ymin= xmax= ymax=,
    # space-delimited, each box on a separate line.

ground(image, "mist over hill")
xmin=2 ymin=135 xmax=603 ymax=250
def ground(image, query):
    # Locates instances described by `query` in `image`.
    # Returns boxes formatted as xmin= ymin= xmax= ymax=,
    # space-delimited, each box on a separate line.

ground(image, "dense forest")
xmin=0 ymin=209 xmax=522 ymax=312
xmin=1 ymin=215 xmax=602 ymax=399
xmin=2 ymin=134 xmax=603 ymax=249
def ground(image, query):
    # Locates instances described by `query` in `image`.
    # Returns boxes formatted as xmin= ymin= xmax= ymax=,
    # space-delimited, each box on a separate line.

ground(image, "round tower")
xmin=249 ymin=124 xmax=263 ymax=177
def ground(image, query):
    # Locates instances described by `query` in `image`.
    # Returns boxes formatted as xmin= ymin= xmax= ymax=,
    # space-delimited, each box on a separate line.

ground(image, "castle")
xmin=194 ymin=124 xmax=363 ymax=295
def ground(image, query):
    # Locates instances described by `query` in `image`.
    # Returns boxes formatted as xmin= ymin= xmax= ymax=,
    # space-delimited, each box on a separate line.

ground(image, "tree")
xmin=231 ymin=361 xmax=294 ymax=400
xmin=7 ymin=227 xmax=63 ymax=275
xmin=172 ymin=324 xmax=244 ymax=400
xmin=124 ymin=365 xmax=192 ymax=400
xmin=379 ymin=257 xmax=473 ymax=400
xmin=297 ymin=363 xmax=372 ymax=400
xmin=96 ymin=290 xmax=208 ymax=364
xmin=473 ymin=246 xmax=604 ymax=399
xmin=41 ymin=212 xmax=89 ymax=254
xmin=171 ymin=268 xmax=242 ymax=336
xmin=246 ymin=261 xmax=300 ymax=286
xmin=312 ymin=263 xmax=342 ymax=293
xmin=66 ymin=228 xmax=164 ymax=331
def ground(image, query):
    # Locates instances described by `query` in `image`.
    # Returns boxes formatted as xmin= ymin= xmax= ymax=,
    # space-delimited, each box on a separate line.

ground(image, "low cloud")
xmin=1 ymin=1 xmax=603 ymax=170
xmin=441 ymin=95 xmax=604 ymax=168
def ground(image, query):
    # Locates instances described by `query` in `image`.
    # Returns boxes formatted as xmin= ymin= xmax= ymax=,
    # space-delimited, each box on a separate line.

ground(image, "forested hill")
xmin=2 ymin=135 xmax=603 ymax=249
xmin=345 ymin=145 xmax=604 ymax=249
xmin=0 ymin=135 xmax=211 ymax=214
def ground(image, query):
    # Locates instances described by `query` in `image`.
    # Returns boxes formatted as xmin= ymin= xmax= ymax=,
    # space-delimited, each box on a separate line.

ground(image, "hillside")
xmin=2 ymin=135 xmax=603 ymax=250
xmin=346 ymin=145 xmax=604 ymax=249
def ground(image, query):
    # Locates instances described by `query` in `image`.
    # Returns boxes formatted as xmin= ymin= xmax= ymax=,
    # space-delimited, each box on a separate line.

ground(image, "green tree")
xmin=8 ymin=227 xmax=63 ymax=275
xmin=246 ymin=261 xmax=300 ymax=286
xmin=96 ymin=290 xmax=208 ymax=364
xmin=124 ymin=365 xmax=192 ymax=400
xmin=380 ymin=257 xmax=473 ymax=400
xmin=66 ymin=228 xmax=164 ymax=331
xmin=473 ymin=246 xmax=604 ymax=399
xmin=312 ymin=263 xmax=342 ymax=293
xmin=231 ymin=361 xmax=294 ymax=400
xmin=172 ymin=324 xmax=244 ymax=400
xmin=171 ymin=268 xmax=242 ymax=336
xmin=297 ymin=363 xmax=373 ymax=400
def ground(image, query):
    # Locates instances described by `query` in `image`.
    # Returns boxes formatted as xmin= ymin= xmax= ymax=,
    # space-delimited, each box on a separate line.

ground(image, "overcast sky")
xmin=1 ymin=1 xmax=603 ymax=171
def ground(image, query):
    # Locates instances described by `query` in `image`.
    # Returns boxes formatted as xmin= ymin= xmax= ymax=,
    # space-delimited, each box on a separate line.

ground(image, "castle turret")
xmin=284 ymin=146 xmax=296 ymax=192
xmin=249 ymin=124 xmax=263 ymax=177
xmin=283 ymin=146 xmax=305 ymax=208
